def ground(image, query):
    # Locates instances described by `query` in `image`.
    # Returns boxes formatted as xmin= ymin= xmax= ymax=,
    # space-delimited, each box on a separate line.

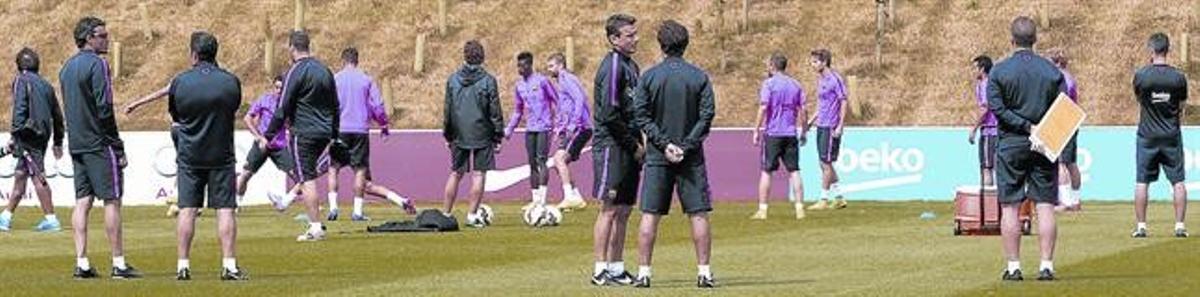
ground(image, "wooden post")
xmin=112 ymin=41 xmax=122 ymax=79
xmin=264 ymin=39 xmax=274 ymax=76
xmin=875 ymin=1 xmax=885 ymax=66
xmin=1182 ymin=33 xmax=1190 ymax=68
xmin=847 ymin=76 xmax=860 ymax=118
xmin=565 ymin=36 xmax=575 ymax=71
xmin=293 ymin=0 xmax=305 ymax=31
xmin=1039 ymin=1 xmax=1049 ymax=28
xmin=414 ymin=34 xmax=426 ymax=74
xmin=382 ymin=78 xmax=395 ymax=116
xmin=438 ymin=0 xmax=448 ymax=36
xmin=888 ymin=0 xmax=895 ymax=26
xmin=139 ymin=3 xmax=152 ymax=40
xmin=740 ymin=0 xmax=749 ymax=34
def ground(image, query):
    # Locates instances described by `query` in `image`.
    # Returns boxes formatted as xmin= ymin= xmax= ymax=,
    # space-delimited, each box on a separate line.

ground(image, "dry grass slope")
xmin=0 ymin=0 xmax=1196 ymax=130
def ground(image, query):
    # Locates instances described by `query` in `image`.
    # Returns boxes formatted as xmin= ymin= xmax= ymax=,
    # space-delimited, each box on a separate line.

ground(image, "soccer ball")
xmin=544 ymin=206 xmax=562 ymax=226
xmin=523 ymin=205 xmax=563 ymax=227
xmin=475 ymin=204 xmax=494 ymax=226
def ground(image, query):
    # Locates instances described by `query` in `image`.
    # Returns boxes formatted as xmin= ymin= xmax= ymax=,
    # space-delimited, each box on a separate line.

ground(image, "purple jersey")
xmin=248 ymin=92 xmax=288 ymax=149
xmin=1061 ymin=69 xmax=1078 ymax=102
xmin=815 ymin=70 xmax=848 ymax=128
xmin=760 ymin=74 xmax=806 ymax=137
xmin=505 ymin=73 xmax=558 ymax=135
xmin=976 ymin=76 xmax=998 ymax=136
xmin=335 ymin=67 xmax=388 ymax=134
xmin=554 ymin=70 xmax=592 ymax=133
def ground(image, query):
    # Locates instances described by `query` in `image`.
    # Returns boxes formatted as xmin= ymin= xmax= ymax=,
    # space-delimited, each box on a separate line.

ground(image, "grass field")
xmin=0 ymin=201 xmax=1196 ymax=296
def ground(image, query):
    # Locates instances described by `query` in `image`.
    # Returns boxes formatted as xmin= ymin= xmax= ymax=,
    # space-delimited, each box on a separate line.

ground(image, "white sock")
xmin=571 ymin=187 xmax=584 ymax=200
xmin=594 ymin=262 xmax=608 ymax=275
xmin=112 ymin=256 xmax=127 ymax=270
xmin=638 ymin=265 xmax=652 ymax=278
xmin=223 ymin=258 xmax=238 ymax=272
xmin=281 ymin=192 xmax=297 ymax=206
xmin=820 ymin=189 xmax=829 ymax=200
xmin=536 ymin=188 xmax=548 ymax=205
xmin=1072 ymin=189 xmax=1082 ymax=204
xmin=758 ymin=203 xmax=769 ymax=211
xmin=237 ymin=195 xmax=244 ymax=202
xmin=1177 ymin=222 xmax=1186 ymax=230
xmin=1137 ymin=222 xmax=1148 ymax=230
xmin=698 ymin=265 xmax=712 ymax=277
xmin=0 ymin=210 xmax=11 ymax=220
xmin=830 ymin=183 xmax=842 ymax=197
xmin=607 ymin=261 xmax=626 ymax=274
xmin=386 ymin=193 xmax=410 ymax=207
xmin=562 ymin=185 xmax=574 ymax=199
xmin=177 ymin=259 xmax=190 ymax=272
xmin=327 ymin=192 xmax=339 ymax=210
xmin=77 ymin=257 xmax=91 ymax=270
xmin=309 ymin=222 xmax=323 ymax=233
xmin=44 ymin=214 xmax=58 ymax=223
xmin=1039 ymin=260 xmax=1054 ymax=272
xmin=353 ymin=197 xmax=364 ymax=216
xmin=1006 ymin=261 xmax=1021 ymax=273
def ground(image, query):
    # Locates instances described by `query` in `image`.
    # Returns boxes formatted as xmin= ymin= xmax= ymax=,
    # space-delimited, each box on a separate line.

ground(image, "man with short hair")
xmin=505 ymin=51 xmax=559 ymax=211
xmin=263 ymin=30 xmax=340 ymax=242
xmin=442 ymin=40 xmax=503 ymax=227
xmin=750 ymin=51 xmax=808 ymax=220
xmin=167 ymin=31 xmax=246 ymax=281
xmin=546 ymin=53 xmax=592 ymax=211
xmin=60 ymin=16 xmax=141 ymax=279
xmin=240 ymin=76 xmax=305 ymax=207
xmin=987 ymin=16 xmax=1064 ymax=281
xmin=1131 ymin=33 xmax=1189 ymax=238
xmin=325 ymin=47 xmax=416 ymax=221
xmin=632 ymin=20 xmax=717 ymax=288
xmin=590 ymin=13 xmax=643 ymax=287
xmin=1 ymin=47 xmax=65 ymax=233
xmin=968 ymin=55 xmax=997 ymax=187
xmin=806 ymin=48 xmax=849 ymax=211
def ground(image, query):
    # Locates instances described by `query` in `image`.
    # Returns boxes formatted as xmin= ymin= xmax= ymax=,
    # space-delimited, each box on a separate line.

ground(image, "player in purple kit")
xmin=805 ymin=48 xmax=849 ymax=211
xmin=324 ymin=47 xmax=416 ymax=221
xmin=240 ymin=76 xmax=306 ymax=210
xmin=505 ymin=51 xmax=559 ymax=211
xmin=968 ymin=55 xmax=998 ymax=187
xmin=750 ymin=52 xmax=808 ymax=220
xmin=1047 ymin=49 xmax=1082 ymax=212
xmin=547 ymin=53 xmax=592 ymax=211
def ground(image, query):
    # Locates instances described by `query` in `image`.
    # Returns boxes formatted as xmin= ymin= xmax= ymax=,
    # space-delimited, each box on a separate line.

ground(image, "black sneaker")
xmin=1002 ymin=269 xmax=1023 ymax=281
xmin=176 ymin=268 xmax=192 ymax=281
xmin=607 ymin=271 xmax=635 ymax=286
xmin=1176 ymin=228 xmax=1189 ymax=238
xmin=111 ymin=265 xmax=142 ymax=279
xmin=73 ymin=267 xmax=98 ymax=279
xmin=697 ymin=274 xmax=717 ymax=288
xmin=634 ymin=275 xmax=651 ymax=288
xmin=221 ymin=267 xmax=248 ymax=281
xmin=590 ymin=271 xmax=609 ymax=286
xmin=1132 ymin=227 xmax=1148 ymax=238
xmin=1037 ymin=269 xmax=1056 ymax=281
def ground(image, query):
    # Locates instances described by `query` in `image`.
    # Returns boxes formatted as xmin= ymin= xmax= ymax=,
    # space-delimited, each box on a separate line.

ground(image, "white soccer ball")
xmin=476 ymin=204 xmax=494 ymax=226
xmin=523 ymin=205 xmax=549 ymax=227
xmin=543 ymin=206 xmax=562 ymax=226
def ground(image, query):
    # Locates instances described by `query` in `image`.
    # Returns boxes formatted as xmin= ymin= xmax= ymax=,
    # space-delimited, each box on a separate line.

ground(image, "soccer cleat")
xmin=1176 ymin=228 xmax=1189 ymax=238
xmin=33 ymin=218 xmax=61 ymax=232
xmin=607 ymin=271 xmax=635 ymax=286
xmin=401 ymin=201 xmax=418 ymax=215
xmin=557 ymin=197 xmax=587 ymax=212
xmin=833 ymin=198 xmax=848 ymax=209
xmin=111 ymin=265 xmax=143 ymax=279
xmin=1132 ymin=227 xmax=1148 ymax=238
xmin=634 ymin=275 xmax=651 ymax=288
xmin=296 ymin=229 xmax=327 ymax=242
xmin=807 ymin=200 xmax=830 ymax=210
xmin=73 ymin=267 xmax=98 ymax=279
xmin=221 ymin=267 xmax=248 ymax=281
xmin=795 ymin=203 xmax=806 ymax=220
xmin=590 ymin=271 xmax=609 ymax=286
xmin=749 ymin=209 xmax=768 ymax=220
xmin=176 ymin=268 xmax=191 ymax=281
xmin=696 ymin=274 xmax=717 ymax=288
xmin=1037 ymin=269 xmax=1056 ymax=281
xmin=351 ymin=213 xmax=371 ymax=221
xmin=326 ymin=209 xmax=340 ymax=221
xmin=267 ymin=192 xmax=288 ymax=212
xmin=0 ymin=215 xmax=11 ymax=231
xmin=1002 ymin=269 xmax=1023 ymax=281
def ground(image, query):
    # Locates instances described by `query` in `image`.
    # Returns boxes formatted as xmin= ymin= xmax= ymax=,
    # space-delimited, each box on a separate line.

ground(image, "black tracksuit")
xmin=443 ymin=64 xmax=503 ymax=172
xmin=10 ymin=71 xmax=64 ymax=174
xmin=633 ymin=56 xmax=716 ymax=215
xmin=168 ymin=61 xmax=242 ymax=208
xmin=265 ymin=57 xmax=340 ymax=182
xmin=59 ymin=49 xmax=124 ymax=199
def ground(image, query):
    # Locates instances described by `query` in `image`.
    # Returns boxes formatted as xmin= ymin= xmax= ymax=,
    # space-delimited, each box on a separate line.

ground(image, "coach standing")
xmin=987 ymin=16 xmax=1065 ymax=282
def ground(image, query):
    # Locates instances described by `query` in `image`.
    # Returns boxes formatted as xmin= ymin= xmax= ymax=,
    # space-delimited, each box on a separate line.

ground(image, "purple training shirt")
xmin=975 ymin=76 xmax=998 ymax=136
xmin=1061 ymin=69 xmax=1078 ymax=102
xmin=335 ymin=67 xmax=389 ymax=134
xmin=554 ymin=70 xmax=592 ymax=133
xmin=815 ymin=70 xmax=848 ymax=128
xmin=759 ymin=73 xmax=806 ymax=137
xmin=506 ymin=73 xmax=558 ymax=135
xmin=248 ymin=92 xmax=288 ymax=149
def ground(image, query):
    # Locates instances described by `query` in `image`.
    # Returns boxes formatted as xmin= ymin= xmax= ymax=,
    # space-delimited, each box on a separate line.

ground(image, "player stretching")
xmin=506 ymin=51 xmax=559 ymax=211
xmin=968 ymin=55 xmax=998 ymax=187
xmin=325 ymin=47 xmax=416 ymax=221
xmin=806 ymin=48 xmax=849 ymax=211
xmin=442 ymin=40 xmax=503 ymax=227
xmin=60 ymin=16 xmax=141 ymax=279
xmin=546 ymin=53 xmax=592 ymax=211
xmin=240 ymin=76 xmax=305 ymax=207
xmin=750 ymin=52 xmax=808 ymax=220
xmin=590 ymin=13 xmax=643 ymax=286
xmin=1132 ymin=33 xmax=1189 ymax=238
xmin=1046 ymin=49 xmax=1082 ymax=212
xmin=632 ymin=20 xmax=717 ymax=288
xmin=263 ymin=30 xmax=340 ymax=242
xmin=0 ymin=47 xmax=65 ymax=233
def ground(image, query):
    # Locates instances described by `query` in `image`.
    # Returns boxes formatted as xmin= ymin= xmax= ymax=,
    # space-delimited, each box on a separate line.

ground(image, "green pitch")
xmin=0 ymin=201 xmax=1195 ymax=296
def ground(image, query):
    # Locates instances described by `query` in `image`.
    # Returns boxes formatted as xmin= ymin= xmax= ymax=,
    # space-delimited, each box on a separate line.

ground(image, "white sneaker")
xmin=557 ymin=197 xmax=588 ymax=212
xmin=267 ymin=192 xmax=288 ymax=212
xmin=296 ymin=229 xmax=326 ymax=242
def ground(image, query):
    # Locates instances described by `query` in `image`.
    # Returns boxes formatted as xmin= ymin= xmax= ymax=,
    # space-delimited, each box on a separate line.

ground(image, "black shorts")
xmin=331 ymin=133 xmax=370 ymax=169
xmin=593 ymin=145 xmax=641 ymax=206
xmin=761 ymin=136 xmax=800 ymax=172
xmin=290 ymin=135 xmax=331 ymax=182
xmin=451 ymin=146 xmax=496 ymax=173
xmin=641 ymin=163 xmax=713 ymax=215
xmin=1136 ymin=136 xmax=1185 ymax=184
xmin=177 ymin=166 xmax=237 ymax=209
xmin=816 ymin=127 xmax=841 ymax=163
xmin=244 ymin=142 xmax=296 ymax=176
xmin=557 ymin=129 xmax=593 ymax=163
xmin=994 ymin=140 xmax=1058 ymax=205
xmin=13 ymin=139 xmax=48 ymax=176
xmin=978 ymin=135 xmax=998 ymax=169
xmin=72 ymin=145 xmax=125 ymax=200
xmin=526 ymin=131 xmax=552 ymax=187
xmin=1059 ymin=132 xmax=1078 ymax=164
